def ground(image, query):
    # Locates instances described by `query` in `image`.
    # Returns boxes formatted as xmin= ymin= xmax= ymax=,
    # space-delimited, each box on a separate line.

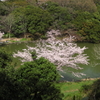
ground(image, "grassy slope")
xmin=59 ymin=80 xmax=96 ymax=100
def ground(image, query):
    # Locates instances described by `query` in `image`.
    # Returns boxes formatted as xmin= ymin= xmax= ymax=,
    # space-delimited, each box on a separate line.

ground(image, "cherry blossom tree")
xmin=0 ymin=31 xmax=4 ymax=41
xmin=13 ymin=30 xmax=89 ymax=77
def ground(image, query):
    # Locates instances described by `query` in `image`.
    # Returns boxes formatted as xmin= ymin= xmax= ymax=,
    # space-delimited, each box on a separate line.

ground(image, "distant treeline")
xmin=0 ymin=0 xmax=100 ymax=43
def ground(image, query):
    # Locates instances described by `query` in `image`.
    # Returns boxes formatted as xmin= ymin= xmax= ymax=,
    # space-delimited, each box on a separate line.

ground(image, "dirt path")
xmin=0 ymin=38 xmax=23 ymax=42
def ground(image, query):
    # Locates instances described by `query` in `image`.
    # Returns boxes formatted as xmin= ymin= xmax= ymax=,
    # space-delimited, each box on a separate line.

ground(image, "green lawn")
xmin=59 ymin=80 xmax=96 ymax=100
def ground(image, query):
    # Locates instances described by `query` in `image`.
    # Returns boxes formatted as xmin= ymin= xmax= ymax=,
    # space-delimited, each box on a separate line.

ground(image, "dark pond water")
xmin=1 ymin=42 xmax=100 ymax=81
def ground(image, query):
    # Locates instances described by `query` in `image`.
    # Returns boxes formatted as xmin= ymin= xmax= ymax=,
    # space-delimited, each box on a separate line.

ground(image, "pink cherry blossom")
xmin=13 ymin=30 xmax=89 ymax=77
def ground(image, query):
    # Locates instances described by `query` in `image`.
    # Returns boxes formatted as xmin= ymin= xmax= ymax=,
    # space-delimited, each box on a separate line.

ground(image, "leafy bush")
xmin=0 ymin=50 xmax=63 ymax=100
xmin=79 ymin=84 xmax=90 ymax=93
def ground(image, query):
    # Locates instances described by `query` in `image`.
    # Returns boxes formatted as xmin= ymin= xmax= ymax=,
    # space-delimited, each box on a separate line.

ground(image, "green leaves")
xmin=25 ymin=6 xmax=53 ymax=34
xmin=41 ymin=1 xmax=71 ymax=30
xmin=14 ymin=57 xmax=62 ymax=99
xmin=73 ymin=11 xmax=100 ymax=43
xmin=0 ymin=49 xmax=63 ymax=100
xmin=0 ymin=49 xmax=12 ymax=68
xmin=80 ymin=79 xmax=100 ymax=100
xmin=12 ymin=5 xmax=53 ymax=38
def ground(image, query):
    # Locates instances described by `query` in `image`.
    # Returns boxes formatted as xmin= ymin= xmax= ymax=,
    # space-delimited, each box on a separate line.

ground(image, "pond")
xmin=1 ymin=42 xmax=100 ymax=81
xmin=60 ymin=43 xmax=100 ymax=81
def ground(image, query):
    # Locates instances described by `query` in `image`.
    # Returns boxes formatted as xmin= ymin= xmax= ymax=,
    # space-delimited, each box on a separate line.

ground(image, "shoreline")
xmin=59 ymin=77 xmax=100 ymax=83
xmin=0 ymin=38 xmax=32 ymax=44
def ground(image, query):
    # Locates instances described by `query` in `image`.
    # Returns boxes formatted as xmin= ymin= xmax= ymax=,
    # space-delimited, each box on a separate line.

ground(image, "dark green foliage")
xmin=73 ymin=11 xmax=100 ymax=43
xmin=15 ymin=57 xmax=63 ymax=100
xmin=0 ymin=69 xmax=11 ymax=100
xmin=79 ymin=21 xmax=100 ymax=43
xmin=41 ymin=1 xmax=71 ymax=30
xmin=0 ymin=49 xmax=12 ymax=68
xmin=12 ymin=7 xmax=28 ymax=37
xmin=80 ymin=79 xmax=100 ymax=100
xmin=1 ymin=0 xmax=100 ymax=42
xmin=31 ymin=51 xmax=37 ymax=60
xmin=0 ymin=50 xmax=63 ymax=100
xmin=79 ymin=84 xmax=90 ymax=94
xmin=0 ymin=49 xmax=17 ymax=100
xmin=94 ymin=0 xmax=100 ymax=5
xmin=0 ymin=68 xmax=16 ymax=100
xmin=12 ymin=5 xmax=53 ymax=38
xmin=0 ymin=2 xmax=8 ymax=16
xmin=25 ymin=6 xmax=53 ymax=37
xmin=88 ymin=79 xmax=100 ymax=100
xmin=0 ymin=66 xmax=30 ymax=100
xmin=73 ymin=11 xmax=93 ymax=29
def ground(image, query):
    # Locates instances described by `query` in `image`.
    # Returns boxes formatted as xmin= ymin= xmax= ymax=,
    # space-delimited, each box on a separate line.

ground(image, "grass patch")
xmin=58 ymin=80 xmax=97 ymax=100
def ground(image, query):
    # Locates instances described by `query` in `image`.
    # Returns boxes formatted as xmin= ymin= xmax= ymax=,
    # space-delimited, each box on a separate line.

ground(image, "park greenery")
xmin=0 ymin=49 xmax=63 ymax=100
xmin=1 ymin=0 xmax=100 ymax=100
xmin=0 ymin=0 xmax=100 ymax=43
xmin=0 ymin=49 xmax=100 ymax=100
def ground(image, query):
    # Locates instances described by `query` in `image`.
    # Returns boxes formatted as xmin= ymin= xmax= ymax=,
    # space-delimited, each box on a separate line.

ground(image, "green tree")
xmin=73 ymin=11 xmax=100 ymax=43
xmin=0 ymin=49 xmax=12 ymax=68
xmin=41 ymin=1 xmax=71 ymax=30
xmin=0 ymin=2 xmax=8 ymax=16
xmin=12 ymin=7 xmax=28 ymax=37
xmin=25 ymin=6 xmax=53 ymax=38
xmin=0 ymin=50 xmax=63 ymax=100
xmin=73 ymin=11 xmax=93 ymax=29
xmin=89 ymin=79 xmax=100 ymax=100
xmin=80 ymin=79 xmax=100 ymax=100
xmin=15 ymin=57 xmax=63 ymax=100
xmin=0 ymin=49 xmax=16 ymax=100
xmin=12 ymin=5 xmax=53 ymax=39
xmin=79 ymin=20 xmax=100 ymax=43
xmin=1 ymin=13 xmax=15 ymax=38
